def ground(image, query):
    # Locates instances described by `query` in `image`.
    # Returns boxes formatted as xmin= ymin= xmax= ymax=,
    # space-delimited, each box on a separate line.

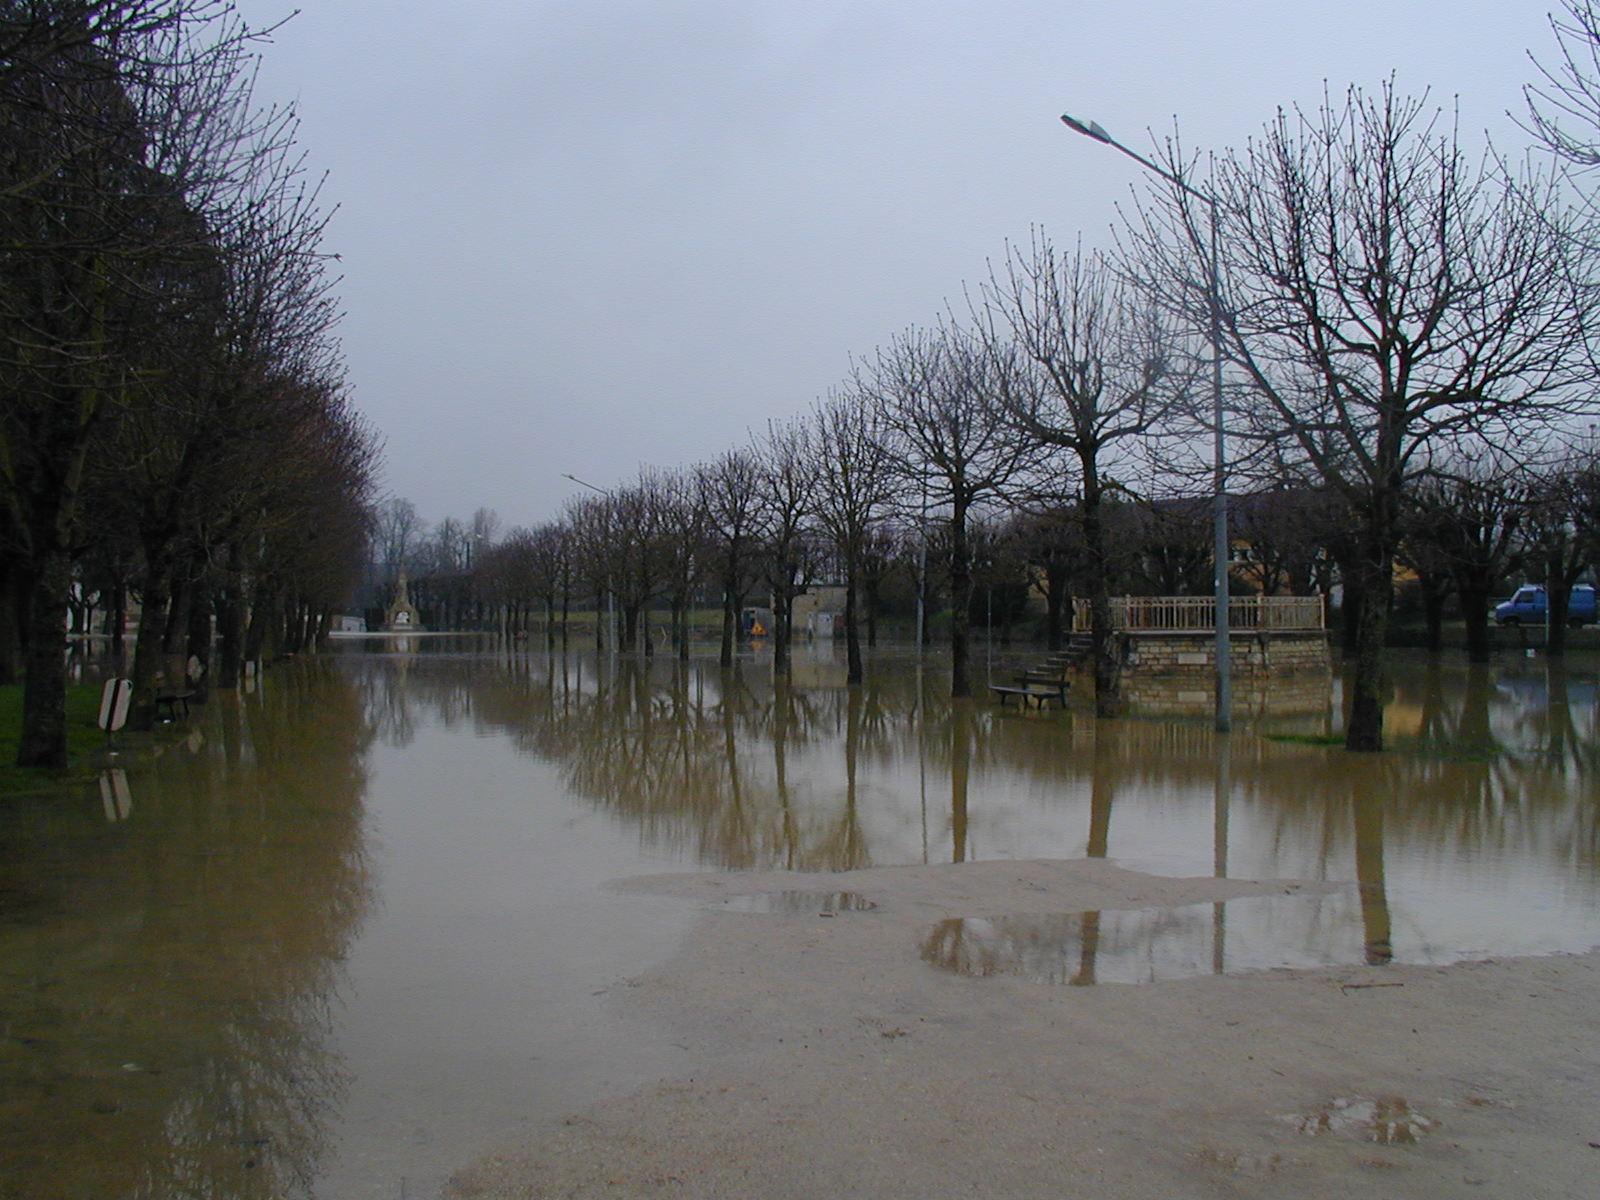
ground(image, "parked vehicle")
xmin=1493 ymin=583 xmax=1598 ymax=627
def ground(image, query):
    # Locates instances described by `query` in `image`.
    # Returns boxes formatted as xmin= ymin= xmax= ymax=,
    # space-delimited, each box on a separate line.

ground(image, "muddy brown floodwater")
xmin=1 ymin=641 xmax=1596 ymax=1198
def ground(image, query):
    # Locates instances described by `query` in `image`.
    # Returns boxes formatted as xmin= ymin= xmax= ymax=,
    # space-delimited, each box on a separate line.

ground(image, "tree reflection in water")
xmin=0 ymin=660 xmax=375 ymax=1200
xmin=357 ymin=646 xmax=1599 ymax=962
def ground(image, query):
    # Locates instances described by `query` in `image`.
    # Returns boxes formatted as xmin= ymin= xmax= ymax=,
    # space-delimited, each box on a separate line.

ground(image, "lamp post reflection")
xmin=1213 ymin=736 xmax=1231 ymax=975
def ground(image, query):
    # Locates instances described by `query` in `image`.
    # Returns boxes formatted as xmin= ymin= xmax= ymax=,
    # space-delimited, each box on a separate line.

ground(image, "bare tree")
xmin=754 ymin=419 xmax=820 ymax=673
xmin=868 ymin=325 xmax=1040 ymax=697
xmin=812 ymin=388 xmax=897 ymax=684
xmin=1525 ymin=1 xmax=1600 ymax=180
xmin=697 ymin=448 xmax=767 ymax=667
xmin=1522 ymin=431 xmax=1600 ymax=655
xmin=980 ymin=234 xmax=1180 ymax=714
xmin=1007 ymin=504 xmax=1087 ymax=650
xmin=373 ymin=498 xmax=424 ymax=585
xmin=564 ymin=495 xmax=615 ymax=651
xmin=2 ymin=4 xmax=356 ymax=758
xmin=483 ymin=527 xmax=536 ymax=638
xmin=1229 ymin=484 xmax=1339 ymax=600
xmin=658 ymin=469 xmax=709 ymax=660
xmin=1402 ymin=451 xmax=1528 ymax=662
xmin=530 ymin=522 xmax=570 ymax=648
xmin=608 ymin=473 xmax=671 ymax=654
xmin=1130 ymin=83 xmax=1597 ymax=749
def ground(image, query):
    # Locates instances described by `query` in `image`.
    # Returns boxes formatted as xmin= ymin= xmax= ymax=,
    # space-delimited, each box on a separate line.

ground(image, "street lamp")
xmin=1060 ymin=111 xmax=1231 ymax=732
xmin=563 ymin=472 xmax=618 ymax=653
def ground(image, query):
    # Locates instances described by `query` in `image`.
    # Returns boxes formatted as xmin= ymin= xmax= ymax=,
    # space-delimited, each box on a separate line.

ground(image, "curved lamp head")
xmin=1060 ymin=113 xmax=1113 ymax=144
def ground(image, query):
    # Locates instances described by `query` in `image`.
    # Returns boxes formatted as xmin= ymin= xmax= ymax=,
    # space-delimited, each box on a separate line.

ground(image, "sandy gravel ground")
xmin=446 ymin=860 xmax=1600 ymax=1200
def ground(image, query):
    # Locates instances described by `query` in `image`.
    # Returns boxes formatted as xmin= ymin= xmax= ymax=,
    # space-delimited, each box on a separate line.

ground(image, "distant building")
xmin=793 ymin=585 xmax=847 ymax=639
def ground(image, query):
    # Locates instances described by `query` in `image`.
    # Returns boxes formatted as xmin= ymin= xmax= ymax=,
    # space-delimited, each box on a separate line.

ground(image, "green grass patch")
xmin=1262 ymin=732 xmax=1345 ymax=746
xmin=0 ymin=683 xmax=107 ymax=796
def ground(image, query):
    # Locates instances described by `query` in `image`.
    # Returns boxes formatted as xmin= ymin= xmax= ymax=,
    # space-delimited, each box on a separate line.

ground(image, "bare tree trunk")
xmin=163 ymin=571 xmax=191 ymax=655
xmin=1421 ymin=577 xmax=1446 ymax=653
xmin=0 ymin=562 xmax=22 ymax=687
xmin=244 ymin=588 xmax=275 ymax=665
xmin=1460 ymin=586 xmax=1492 ymax=663
xmin=15 ymin=551 xmax=71 ymax=767
xmin=1082 ymin=477 xmax=1120 ymax=716
xmin=1339 ymin=574 xmax=1363 ymax=657
xmin=950 ymin=500 xmax=972 ymax=698
xmin=129 ymin=569 xmax=171 ymax=730
xmin=1546 ymin=573 xmax=1573 ymax=658
xmin=844 ymin=572 xmax=863 ymax=685
xmin=774 ymin=593 xmax=791 ymax=674
xmin=720 ymin=586 xmax=736 ymax=667
xmin=215 ymin=543 xmax=244 ymax=688
xmin=217 ymin=588 xmax=243 ymax=689
xmin=1044 ymin=566 xmax=1066 ymax=652
xmin=108 ymin=578 xmax=127 ymax=664
xmin=187 ymin=579 xmax=213 ymax=701
xmin=1347 ymin=552 xmax=1392 ymax=752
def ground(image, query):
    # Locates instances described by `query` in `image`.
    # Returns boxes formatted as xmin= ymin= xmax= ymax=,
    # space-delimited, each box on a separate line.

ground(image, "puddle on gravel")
xmin=920 ymin=892 xmax=1404 ymax=985
xmin=1287 ymin=1095 xmax=1438 ymax=1144
xmin=720 ymin=891 xmax=878 ymax=914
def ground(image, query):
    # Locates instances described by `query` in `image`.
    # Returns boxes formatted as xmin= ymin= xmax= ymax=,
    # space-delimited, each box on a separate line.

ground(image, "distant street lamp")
xmin=1060 ymin=112 xmax=1231 ymax=732
xmin=563 ymin=472 xmax=618 ymax=653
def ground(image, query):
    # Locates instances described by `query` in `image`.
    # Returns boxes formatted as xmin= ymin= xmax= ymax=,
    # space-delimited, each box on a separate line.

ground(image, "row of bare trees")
xmin=2 ymin=4 xmax=379 ymax=765
xmin=441 ymin=18 xmax=1600 ymax=753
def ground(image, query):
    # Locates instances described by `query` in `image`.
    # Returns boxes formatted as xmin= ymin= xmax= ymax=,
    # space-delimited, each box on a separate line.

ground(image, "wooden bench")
xmin=154 ymin=689 xmax=196 ymax=721
xmin=989 ymin=682 xmax=1069 ymax=709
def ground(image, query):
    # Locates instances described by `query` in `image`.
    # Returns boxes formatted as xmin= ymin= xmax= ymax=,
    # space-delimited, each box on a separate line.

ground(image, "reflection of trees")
xmin=799 ymin=687 xmax=869 ymax=872
xmin=1354 ymin=793 xmax=1393 ymax=964
xmin=378 ymin=649 xmax=1597 ymax=928
xmin=921 ymin=907 xmax=1217 ymax=986
xmin=1247 ymin=662 xmax=1600 ymax=921
xmin=456 ymin=656 xmax=889 ymax=870
xmin=0 ymin=659 xmax=374 ymax=1200
xmin=949 ymin=701 xmax=971 ymax=863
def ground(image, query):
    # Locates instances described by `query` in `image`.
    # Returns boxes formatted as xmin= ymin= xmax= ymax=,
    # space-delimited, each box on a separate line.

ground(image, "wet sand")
xmin=447 ymin=858 xmax=1600 ymax=1200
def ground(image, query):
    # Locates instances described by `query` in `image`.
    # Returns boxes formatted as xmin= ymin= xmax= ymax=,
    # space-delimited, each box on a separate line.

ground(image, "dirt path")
xmin=447 ymin=860 xmax=1600 ymax=1199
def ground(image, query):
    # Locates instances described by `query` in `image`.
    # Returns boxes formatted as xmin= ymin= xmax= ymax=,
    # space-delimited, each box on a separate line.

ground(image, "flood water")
xmin=1 ymin=641 xmax=1596 ymax=1198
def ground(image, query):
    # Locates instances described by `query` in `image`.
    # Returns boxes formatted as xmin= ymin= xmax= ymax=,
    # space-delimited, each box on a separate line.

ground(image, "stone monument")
xmin=384 ymin=571 xmax=424 ymax=632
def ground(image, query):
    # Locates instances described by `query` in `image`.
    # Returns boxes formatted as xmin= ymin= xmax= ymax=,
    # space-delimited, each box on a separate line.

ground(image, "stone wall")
xmin=1115 ymin=630 xmax=1331 ymax=679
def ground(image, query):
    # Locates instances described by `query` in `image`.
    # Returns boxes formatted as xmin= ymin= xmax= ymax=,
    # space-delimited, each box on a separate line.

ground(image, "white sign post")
xmin=98 ymin=677 xmax=132 ymax=752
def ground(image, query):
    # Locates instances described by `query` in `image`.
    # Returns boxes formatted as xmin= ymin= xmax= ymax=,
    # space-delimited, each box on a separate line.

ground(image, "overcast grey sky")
xmin=238 ymin=1 xmax=1562 ymax=532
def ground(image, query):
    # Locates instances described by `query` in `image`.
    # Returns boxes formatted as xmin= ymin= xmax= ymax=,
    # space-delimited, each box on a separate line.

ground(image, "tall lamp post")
xmin=1060 ymin=112 xmax=1231 ymax=732
xmin=563 ymin=472 xmax=618 ymax=653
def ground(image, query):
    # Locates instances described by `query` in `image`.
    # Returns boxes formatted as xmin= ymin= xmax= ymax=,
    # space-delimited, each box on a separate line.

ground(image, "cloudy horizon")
xmin=238 ymin=0 xmax=1562 ymax=533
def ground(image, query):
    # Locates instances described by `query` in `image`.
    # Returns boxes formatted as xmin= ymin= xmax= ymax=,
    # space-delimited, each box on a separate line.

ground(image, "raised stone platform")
xmin=1118 ymin=629 xmax=1331 ymax=678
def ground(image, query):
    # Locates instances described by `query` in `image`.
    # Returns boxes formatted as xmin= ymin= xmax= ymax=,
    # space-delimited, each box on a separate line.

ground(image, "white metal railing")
xmin=1071 ymin=594 xmax=1325 ymax=633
